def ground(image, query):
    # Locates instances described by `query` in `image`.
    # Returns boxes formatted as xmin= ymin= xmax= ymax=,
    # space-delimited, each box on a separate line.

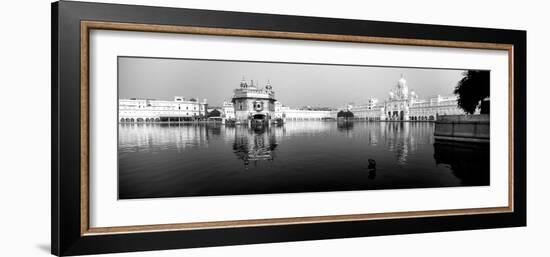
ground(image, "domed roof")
xmin=395 ymin=75 xmax=409 ymax=98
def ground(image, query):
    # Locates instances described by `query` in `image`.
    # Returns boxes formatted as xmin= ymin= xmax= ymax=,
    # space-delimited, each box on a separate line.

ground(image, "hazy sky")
xmin=119 ymin=57 xmax=466 ymax=108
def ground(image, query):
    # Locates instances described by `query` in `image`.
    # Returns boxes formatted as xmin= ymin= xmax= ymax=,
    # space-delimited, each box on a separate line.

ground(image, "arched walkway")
xmin=253 ymin=114 xmax=266 ymax=120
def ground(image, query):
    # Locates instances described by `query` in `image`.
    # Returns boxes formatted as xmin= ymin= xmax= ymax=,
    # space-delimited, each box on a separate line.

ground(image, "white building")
xmin=349 ymin=75 xmax=467 ymax=121
xmin=222 ymin=75 xmax=467 ymax=122
xmin=221 ymin=101 xmax=235 ymax=120
xmin=279 ymin=108 xmax=336 ymax=120
xmin=121 ymin=75 xmax=469 ymax=124
xmin=347 ymin=97 xmax=385 ymax=121
xmin=271 ymin=102 xmax=334 ymax=120
xmin=119 ymin=96 xmax=208 ymax=122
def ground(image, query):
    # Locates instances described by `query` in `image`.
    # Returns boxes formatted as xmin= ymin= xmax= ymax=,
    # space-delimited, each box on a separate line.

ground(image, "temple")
xmin=117 ymin=75 xmax=471 ymax=123
xmin=350 ymin=75 xmax=468 ymax=121
xmin=231 ymin=78 xmax=277 ymax=124
xmin=221 ymin=75 xmax=468 ymax=122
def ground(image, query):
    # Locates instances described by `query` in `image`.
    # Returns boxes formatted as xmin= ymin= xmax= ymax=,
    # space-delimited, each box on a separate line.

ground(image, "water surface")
xmin=118 ymin=121 xmax=489 ymax=199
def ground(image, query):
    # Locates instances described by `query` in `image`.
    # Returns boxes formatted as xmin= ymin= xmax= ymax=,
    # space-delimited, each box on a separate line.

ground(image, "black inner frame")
xmin=52 ymin=1 xmax=526 ymax=256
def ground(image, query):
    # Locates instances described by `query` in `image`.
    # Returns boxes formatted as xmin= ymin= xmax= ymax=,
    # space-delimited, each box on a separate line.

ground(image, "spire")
xmin=398 ymin=74 xmax=407 ymax=88
xmin=240 ymin=76 xmax=247 ymax=88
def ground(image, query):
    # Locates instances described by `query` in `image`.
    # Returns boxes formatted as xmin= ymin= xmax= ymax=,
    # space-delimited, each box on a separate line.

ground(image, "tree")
xmin=208 ymin=109 xmax=221 ymax=117
xmin=454 ymin=70 xmax=490 ymax=114
xmin=337 ymin=110 xmax=354 ymax=119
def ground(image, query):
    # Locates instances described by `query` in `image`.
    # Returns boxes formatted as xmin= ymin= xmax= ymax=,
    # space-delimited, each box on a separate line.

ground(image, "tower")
xmin=397 ymin=74 xmax=409 ymax=99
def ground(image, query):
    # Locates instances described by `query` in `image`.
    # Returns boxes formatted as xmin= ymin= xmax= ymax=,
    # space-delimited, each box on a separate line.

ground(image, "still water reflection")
xmin=118 ymin=121 xmax=489 ymax=199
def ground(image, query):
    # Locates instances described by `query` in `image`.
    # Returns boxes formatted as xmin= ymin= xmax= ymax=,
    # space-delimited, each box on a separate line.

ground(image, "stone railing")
xmin=434 ymin=114 xmax=490 ymax=143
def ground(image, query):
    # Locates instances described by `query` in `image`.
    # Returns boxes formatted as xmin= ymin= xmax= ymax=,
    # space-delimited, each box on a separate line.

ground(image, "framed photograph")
xmin=52 ymin=1 xmax=526 ymax=256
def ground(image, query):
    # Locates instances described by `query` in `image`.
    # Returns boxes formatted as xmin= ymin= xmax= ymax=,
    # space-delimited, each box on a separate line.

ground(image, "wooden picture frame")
xmin=52 ymin=1 xmax=526 ymax=256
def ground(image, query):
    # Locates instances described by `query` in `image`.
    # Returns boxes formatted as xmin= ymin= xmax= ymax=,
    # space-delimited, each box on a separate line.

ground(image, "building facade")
xmin=119 ymin=75 xmax=467 ymax=123
xmin=119 ymin=96 xmax=208 ymax=122
xmin=222 ymin=75 xmax=466 ymax=122
xmin=348 ymin=97 xmax=386 ymax=121
xmin=221 ymin=101 xmax=235 ymax=120
xmin=280 ymin=109 xmax=335 ymax=120
xmin=349 ymin=75 xmax=467 ymax=121
xmin=273 ymin=102 xmax=336 ymax=120
xmin=231 ymin=79 xmax=277 ymax=123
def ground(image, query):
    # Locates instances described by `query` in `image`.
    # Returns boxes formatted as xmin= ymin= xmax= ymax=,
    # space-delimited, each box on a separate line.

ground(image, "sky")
xmin=118 ymin=57 xmax=467 ymax=108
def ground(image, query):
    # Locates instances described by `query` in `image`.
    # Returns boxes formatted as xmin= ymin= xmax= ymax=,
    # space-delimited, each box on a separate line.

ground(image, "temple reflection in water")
xmin=118 ymin=121 xmax=489 ymax=199
xmin=233 ymin=125 xmax=279 ymax=168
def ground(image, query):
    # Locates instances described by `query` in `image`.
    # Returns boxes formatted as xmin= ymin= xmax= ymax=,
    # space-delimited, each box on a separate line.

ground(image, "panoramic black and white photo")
xmin=117 ymin=57 xmax=490 ymax=199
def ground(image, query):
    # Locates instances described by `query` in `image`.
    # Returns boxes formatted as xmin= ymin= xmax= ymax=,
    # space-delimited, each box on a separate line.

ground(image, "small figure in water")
xmin=367 ymin=158 xmax=376 ymax=180
xmin=368 ymin=159 xmax=376 ymax=170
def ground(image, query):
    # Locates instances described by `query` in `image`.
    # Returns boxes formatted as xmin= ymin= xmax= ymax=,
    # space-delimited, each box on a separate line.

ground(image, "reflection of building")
xmin=380 ymin=122 xmax=435 ymax=164
xmin=433 ymin=141 xmax=490 ymax=185
xmin=233 ymin=126 xmax=278 ymax=167
xmin=349 ymin=75 xmax=468 ymax=121
xmin=118 ymin=123 xmax=210 ymax=151
xmin=119 ymin=96 xmax=208 ymax=122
